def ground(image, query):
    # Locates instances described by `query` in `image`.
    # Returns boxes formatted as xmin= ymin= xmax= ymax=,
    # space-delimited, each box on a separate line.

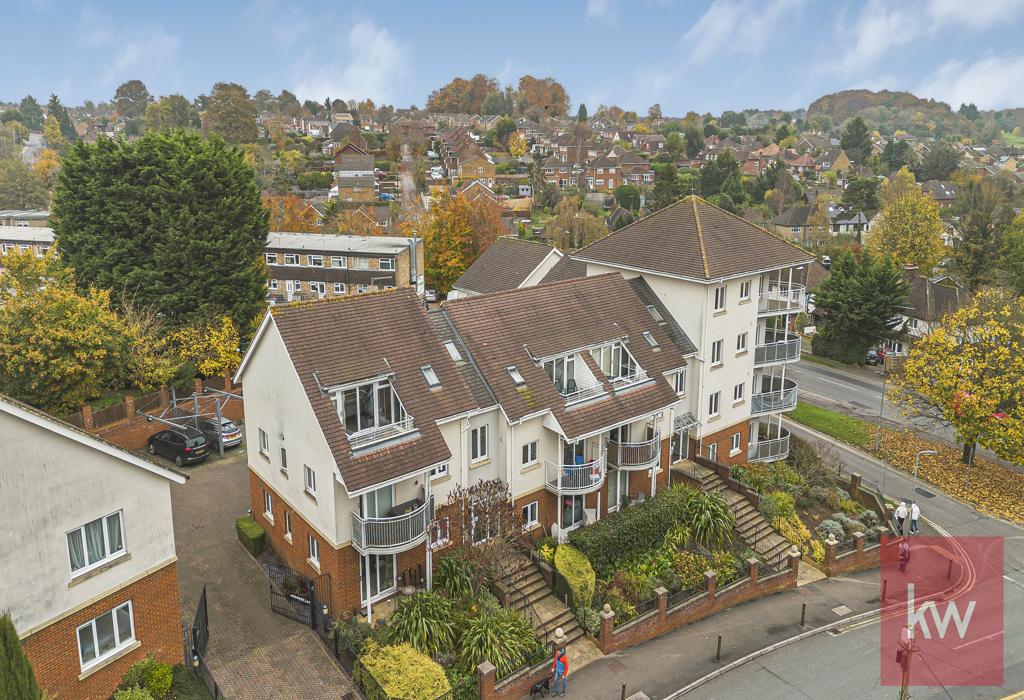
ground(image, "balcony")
xmin=754 ymin=329 xmax=801 ymax=367
xmin=750 ymin=377 xmax=798 ymax=416
xmin=608 ymin=429 xmax=662 ymax=471
xmin=347 ymin=416 xmax=416 ymax=451
xmin=544 ymin=451 xmax=607 ymax=495
xmin=561 ymin=379 xmax=607 ymax=406
xmin=748 ymin=426 xmax=791 ymax=462
xmin=758 ymin=282 xmax=805 ymax=316
xmin=351 ymin=497 xmax=433 ymax=555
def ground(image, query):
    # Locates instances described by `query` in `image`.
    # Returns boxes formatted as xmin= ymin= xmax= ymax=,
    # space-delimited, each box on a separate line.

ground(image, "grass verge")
xmin=789 ymin=401 xmax=872 ymax=450
xmin=799 ymin=352 xmax=855 ymax=370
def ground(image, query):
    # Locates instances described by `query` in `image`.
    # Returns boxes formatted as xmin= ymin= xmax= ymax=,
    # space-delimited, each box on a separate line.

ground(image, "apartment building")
xmin=264 ymin=232 xmax=424 ymax=303
xmin=574 ymin=196 xmax=814 ymax=464
xmin=0 ymin=396 xmax=185 ymax=700
xmin=0 ymin=209 xmax=51 ymax=227
xmin=0 ymin=225 xmax=54 ymax=258
xmin=235 ymin=275 xmax=699 ymax=620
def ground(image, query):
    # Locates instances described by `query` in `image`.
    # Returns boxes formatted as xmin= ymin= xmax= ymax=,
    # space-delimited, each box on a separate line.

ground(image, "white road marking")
xmin=954 ymin=630 xmax=1004 ymax=650
xmin=1004 ymin=574 xmax=1024 ymax=591
xmin=811 ymin=376 xmax=859 ymax=391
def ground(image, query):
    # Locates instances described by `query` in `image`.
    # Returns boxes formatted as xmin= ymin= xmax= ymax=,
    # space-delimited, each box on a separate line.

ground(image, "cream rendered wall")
xmin=506 ymin=414 xmax=555 ymax=501
xmin=519 ymin=250 xmax=563 ymax=288
xmin=241 ymin=322 xmax=341 ymax=546
xmin=0 ymin=412 xmax=176 ymax=635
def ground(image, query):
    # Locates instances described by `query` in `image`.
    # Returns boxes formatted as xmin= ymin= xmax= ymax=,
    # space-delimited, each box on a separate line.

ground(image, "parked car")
xmin=147 ymin=426 xmax=210 ymax=466
xmin=865 ymin=350 xmax=879 ymax=365
xmin=424 ymin=289 xmax=438 ymax=303
xmin=821 ymin=255 xmax=832 ymax=271
xmin=196 ymin=417 xmax=243 ymax=449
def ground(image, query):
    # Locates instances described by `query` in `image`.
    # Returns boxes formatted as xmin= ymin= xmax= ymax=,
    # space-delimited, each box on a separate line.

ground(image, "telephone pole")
xmin=897 ymin=627 xmax=917 ymax=700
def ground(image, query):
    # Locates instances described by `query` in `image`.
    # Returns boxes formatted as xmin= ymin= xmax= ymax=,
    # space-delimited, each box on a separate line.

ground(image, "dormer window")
xmin=543 ymin=354 xmax=577 ymax=395
xmin=331 ymin=377 xmax=411 ymax=448
xmin=421 ymin=365 xmax=440 ymax=388
xmin=590 ymin=341 xmax=641 ymax=383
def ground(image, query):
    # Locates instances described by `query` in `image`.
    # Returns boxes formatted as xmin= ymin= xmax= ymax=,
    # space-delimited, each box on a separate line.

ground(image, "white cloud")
xmin=586 ymin=0 xmax=617 ymax=21
xmin=917 ymin=54 xmax=1024 ymax=110
xmin=294 ymin=21 xmax=406 ymax=104
xmin=683 ymin=0 xmax=802 ymax=66
xmin=78 ymin=5 xmax=180 ymax=86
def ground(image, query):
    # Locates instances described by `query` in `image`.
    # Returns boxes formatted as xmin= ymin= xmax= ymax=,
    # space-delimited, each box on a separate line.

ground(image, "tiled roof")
xmin=575 ymin=196 xmax=814 ymax=281
xmin=540 ymin=256 xmax=587 ymax=285
xmin=428 ymin=310 xmax=499 ymax=409
xmin=771 ymin=205 xmax=813 ymax=227
xmin=443 ymin=274 xmax=693 ymax=439
xmin=269 ymin=289 xmax=478 ymax=494
xmin=626 ymin=277 xmax=698 ymax=355
xmin=904 ymin=273 xmax=963 ymax=322
xmin=452 ymin=237 xmax=557 ymax=295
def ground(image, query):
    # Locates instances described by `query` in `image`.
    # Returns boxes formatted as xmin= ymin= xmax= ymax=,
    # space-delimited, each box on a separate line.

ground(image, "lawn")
xmin=788 ymin=401 xmax=873 ymax=450
xmin=799 ymin=352 xmax=855 ymax=371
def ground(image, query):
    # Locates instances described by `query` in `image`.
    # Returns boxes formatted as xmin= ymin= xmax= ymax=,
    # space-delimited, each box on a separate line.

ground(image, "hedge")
xmin=567 ymin=485 xmax=696 ymax=577
xmin=553 ymin=544 xmax=595 ymax=607
xmin=357 ymin=641 xmax=450 ymax=700
xmin=235 ymin=516 xmax=265 ymax=557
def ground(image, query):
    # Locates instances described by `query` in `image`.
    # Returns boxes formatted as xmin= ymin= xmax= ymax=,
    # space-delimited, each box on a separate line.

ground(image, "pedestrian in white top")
xmin=910 ymin=501 xmax=920 ymax=535
xmin=895 ymin=501 xmax=908 ymax=535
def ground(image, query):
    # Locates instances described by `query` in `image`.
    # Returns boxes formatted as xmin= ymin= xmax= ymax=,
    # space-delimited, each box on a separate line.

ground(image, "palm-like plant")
xmin=686 ymin=491 xmax=735 ymax=548
xmin=457 ymin=609 xmax=538 ymax=676
xmin=435 ymin=552 xmax=478 ymax=601
xmin=386 ymin=592 xmax=456 ymax=657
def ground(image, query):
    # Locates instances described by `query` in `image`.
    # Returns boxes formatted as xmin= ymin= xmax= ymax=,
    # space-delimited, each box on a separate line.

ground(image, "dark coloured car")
xmin=147 ymin=426 xmax=209 ymax=466
xmin=196 ymin=417 xmax=243 ymax=449
xmin=865 ymin=350 xmax=879 ymax=365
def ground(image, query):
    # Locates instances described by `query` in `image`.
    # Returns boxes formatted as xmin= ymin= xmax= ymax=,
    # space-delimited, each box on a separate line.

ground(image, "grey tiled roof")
xmin=452 ymin=237 xmax=557 ymax=295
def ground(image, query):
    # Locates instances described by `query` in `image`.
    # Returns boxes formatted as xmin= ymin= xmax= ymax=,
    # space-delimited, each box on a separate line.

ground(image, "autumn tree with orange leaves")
xmin=263 ymin=193 xmax=318 ymax=232
xmin=411 ymin=193 xmax=505 ymax=293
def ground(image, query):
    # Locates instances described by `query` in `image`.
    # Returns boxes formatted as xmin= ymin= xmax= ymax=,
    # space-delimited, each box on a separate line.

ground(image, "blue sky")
xmin=5 ymin=0 xmax=1024 ymax=115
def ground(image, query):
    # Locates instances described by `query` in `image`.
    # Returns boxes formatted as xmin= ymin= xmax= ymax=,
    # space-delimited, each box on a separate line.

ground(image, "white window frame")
xmin=258 ymin=428 xmax=269 ymax=456
xmin=356 ymin=284 xmax=369 ymax=294
xmin=284 ymin=253 xmax=300 ymax=266
xmin=429 ymin=516 xmax=451 ymax=550
xmin=711 ymin=340 xmax=723 ymax=366
xmin=352 ymin=257 xmax=371 ymax=270
xmin=310 ymin=281 xmax=326 ymax=297
xmin=309 ymin=254 xmax=324 ymax=267
xmin=76 ymin=601 xmax=135 ymax=672
xmin=269 ymin=279 xmax=278 ymax=291
xmin=331 ymin=255 xmax=348 ymax=268
xmin=709 ymin=391 xmax=721 ymax=417
xmin=284 ymin=511 xmax=292 ymax=542
xmin=67 ymin=511 xmax=125 ymax=578
xmin=522 ymin=501 xmax=539 ymax=529
xmin=333 ymin=282 xmax=346 ymax=295
xmin=733 ymin=382 xmax=744 ymax=402
xmin=421 ymin=365 xmax=441 ymax=388
xmin=265 ymin=252 xmax=278 ymax=265
xmin=444 ymin=341 xmax=463 ymax=362
xmin=713 ymin=285 xmax=726 ymax=311
xmin=707 ymin=443 xmax=718 ymax=461
xmin=280 ymin=446 xmax=288 ymax=473
xmin=471 ymin=425 xmax=488 ymax=463
xmin=730 ymin=432 xmax=742 ymax=456
xmin=522 ymin=440 xmax=538 ymax=466
xmin=739 ymin=280 xmax=751 ymax=300
xmin=379 ymin=257 xmax=395 ymax=271
xmin=308 ymin=534 xmax=320 ymax=566
xmin=304 ymin=464 xmax=317 ymax=496
xmin=673 ymin=368 xmax=687 ymax=395
xmin=263 ymin=490 xmax=274 ymax=522
xmin=736 ymin=332 xmax=748 ymax=353
xmin=430 ymin=462 xmax=449 ymax=480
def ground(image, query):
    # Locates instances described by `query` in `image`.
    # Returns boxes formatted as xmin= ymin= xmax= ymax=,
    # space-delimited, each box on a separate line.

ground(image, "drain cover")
xmin=913 ymin=488 xmax=936 ymax=499
xmin=832 ymin=605 xmax=852 ymax=617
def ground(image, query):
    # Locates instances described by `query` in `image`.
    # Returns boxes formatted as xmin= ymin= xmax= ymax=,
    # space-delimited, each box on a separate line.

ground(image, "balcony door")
xmin=561 ymin=494 xmax=585 ymax=531
xmin=360 ymin=553 xmax=396 ymax=605
xmin=362 ymin=485 xmax=395 ymax=519
xmin=563 ymin=439 xmax=585 ymax=466
xmin=607 ymin=468 xmax=629 ymax=512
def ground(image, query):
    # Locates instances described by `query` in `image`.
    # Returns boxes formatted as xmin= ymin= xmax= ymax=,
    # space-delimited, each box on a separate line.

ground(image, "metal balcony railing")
xmin=758 ymin=282 xmax=805 ymax=316
xmin=750 ymin=377 xmax=798 ymax=416
xmin=351 ymin=497 xmax=433 ymax=555
xmin=747 ymin=427 xmax=791 ymax=462
xmin=754 ymin=330 xmax=802 ymax=367
xmin=608 ymin=429 xmax=662 ymax=471
xmin=347 ymin=416 xmax=415 ymax=450
xmin=561 ymin=379 xmax=606 ymax=405
xmin=544 ymin=451 xmax=607 ymax=495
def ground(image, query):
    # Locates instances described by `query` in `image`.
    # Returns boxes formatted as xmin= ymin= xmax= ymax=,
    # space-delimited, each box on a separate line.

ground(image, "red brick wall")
xmin=23 ymin=563 xmax=181 ymax=700
xmin=697 ymin=419 xmax=750 ymax=465
xmin=92 ymin=389 xmax=245 ymax=452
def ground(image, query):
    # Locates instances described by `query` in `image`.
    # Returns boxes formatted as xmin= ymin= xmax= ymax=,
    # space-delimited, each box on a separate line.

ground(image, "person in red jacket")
xmin=552 ymin=646 xmax=569 ymax=696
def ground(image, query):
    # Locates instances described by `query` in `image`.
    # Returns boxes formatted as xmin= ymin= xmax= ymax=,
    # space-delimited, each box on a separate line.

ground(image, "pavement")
xmin=168 ymin=447 xmax=354 ymax=700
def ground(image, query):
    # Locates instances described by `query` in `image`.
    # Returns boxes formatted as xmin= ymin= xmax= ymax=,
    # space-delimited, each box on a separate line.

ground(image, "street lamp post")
xmin=911 ymin=449 xmax=937 ymax=498
xmin=875 ymin=366 xmax=888 ymax=452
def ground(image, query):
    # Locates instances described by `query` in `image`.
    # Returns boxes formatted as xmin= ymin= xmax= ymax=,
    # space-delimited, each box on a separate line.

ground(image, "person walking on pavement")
xmin=895 ymin=501 xmax=908 ymax=535
xmin=552 ymin=645 xmax=569 ymax=696
xmin=910 ymin=501 xmax=920 ymax=535
xmin=898 ymin=537 xmax=911 ymax=572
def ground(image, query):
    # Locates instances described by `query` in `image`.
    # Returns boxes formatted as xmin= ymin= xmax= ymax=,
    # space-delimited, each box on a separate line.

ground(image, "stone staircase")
xmin=686 ymin=463 xmax=791 ymax=567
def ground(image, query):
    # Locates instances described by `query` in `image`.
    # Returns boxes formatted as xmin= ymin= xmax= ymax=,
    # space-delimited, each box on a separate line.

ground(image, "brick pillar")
xmin=850 ymin=472 xmax=862 ymax=499
xmin=655 ymin=586 xmax=668 ymax=621
xmin=747 ymin=557 xmax=759 ymax=586
xmin=223 ymin=373 xmax=232 ymax=389
xmin=194 ymin=378 xmax=204 ymax=395
xmin=476 ymin=662 xmax=495 ymax=700
xmin=824 ymin=535 xmax=838 ymax=572
xmin=599 ymin=604 xmax=615 ymax=654
xmin=787 ymin=546 xmax=801 ymax=575
xmin=82 ymin=404 xmax=94 ymax=430
xmin=875 ymin=526 xmax=889 ymax=542
xmin=853 ymin=531 xmax=865 ymax=555
xmin=124 ymin=394 xmax=136 ymax=417
xmin=703 ymin=570 xmax=717 ymax=599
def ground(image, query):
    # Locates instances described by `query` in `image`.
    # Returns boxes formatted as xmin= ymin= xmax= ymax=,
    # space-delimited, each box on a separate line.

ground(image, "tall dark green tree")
xmin=880 ymin=139 xmax=915 ymax=172
xmin=811 ymin=250 xmax=910 ymax=364
xmin=683 ymin=124 xmax=704 ymax=158
xmin=913 ymin=142 xmax=961 ymax=182
xmin=651 ymin=163 xmax=682 ymax=211
xmin=840 ymin=176 xmax=881 ymax=216
xmin=699 ymin=149 xmax=745 ymax=205
xmin=958 ymin=102 xmax=981 ymax=120
xmin=46 ymin=94 xmax=77 ymax=143
xmin=950 ymin=178 xmax=1013 ymax=293
xmin=18 ymin=96 xmax=43 ymax=131
xmin=113 ymin=79 xmax=152 ymax=119
xmin=0 ymin=611 xmax=42 ymax=700
xmin=840 ymin=116 xmax=872 ymax=165
xmin=576 ymin=103 xmax=588 ymax=123
xmin=52 ymin=131 xmax=268 ymax=337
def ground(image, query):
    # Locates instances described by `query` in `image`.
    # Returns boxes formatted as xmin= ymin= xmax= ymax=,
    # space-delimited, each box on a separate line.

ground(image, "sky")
xmin=5 ymin=0 xmax=1024 ymax=115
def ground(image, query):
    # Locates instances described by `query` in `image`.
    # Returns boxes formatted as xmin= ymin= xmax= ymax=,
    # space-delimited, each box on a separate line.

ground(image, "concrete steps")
xmin=693 ymin=467 xmax=790 ymax=566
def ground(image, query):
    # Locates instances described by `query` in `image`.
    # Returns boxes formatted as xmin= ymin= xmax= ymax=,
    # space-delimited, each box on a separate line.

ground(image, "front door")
xmin=360 ymin=553 xmax=396 ymax=604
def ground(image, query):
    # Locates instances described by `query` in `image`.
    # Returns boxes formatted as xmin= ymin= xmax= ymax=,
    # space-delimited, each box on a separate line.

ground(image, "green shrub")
xmin=759 ymin=491 xmax=796 ymax=522
xmin=608 ymin=569 xmax=654 ymax=605
xmin=120 ymin=653 xmax=173 ymax=699
xmin=167 ymin=665 xmax=211 ymax=700
xmin=816 ymin=519 xmax=846 ymax=542
xmin=839 ymin=497 xmax=862 ymax=516
xmin=579 ymin=607 xmax=601 ymax=636
xmin=336 ymin=619 xmax=384 ymax=657
xmin=358 ymin=640 xmax=450 ymax=700
xmin=457 ymin=609 xmax=541 ymax=677
xmin=554 ymin=544 xmax=596 ymax=607
xmin=708 ymin=551 xmax=742 ymax=586
xmin=807 ymin=485 xmax=831 ymax=504
xmin=435 ymin=552 xmax=478 ymax=601
xmin=672 ymin=550 xmax=710 ymax=589
xmin=386 ymin=591 xmax=456 ymax=657
xmin=235 ymin=516 xmax=265 ymax=557
xmin=567 ymin=485 xmax=696 ymax=576
xmin=810 ymin=539 xmax=826 ymax=564
xmin=686 ymin=491 xmax=735 ymax=548
xmin=115 ymin=688 xmax=154 ymax=700
xmin=444 ymin=666 xmax=478 ymax=700
xmin=860 ymin=510 xmax=880 ymax=528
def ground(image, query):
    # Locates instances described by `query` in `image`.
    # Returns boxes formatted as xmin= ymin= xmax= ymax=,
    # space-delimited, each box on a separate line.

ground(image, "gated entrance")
xmin=182 ymin=586 xmax=222 ymax=698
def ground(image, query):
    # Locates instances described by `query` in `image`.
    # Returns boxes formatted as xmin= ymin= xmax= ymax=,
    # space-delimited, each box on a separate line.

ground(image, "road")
xmin=683 ymin=421 xmax=1024 ymax=699
xmin=398 ymin=142 xmax=420 ymax=216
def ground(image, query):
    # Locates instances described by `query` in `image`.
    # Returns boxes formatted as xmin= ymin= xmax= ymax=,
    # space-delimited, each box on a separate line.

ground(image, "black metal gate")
xmin=183 ymin=585 xmax=222 ymax=698
xmin=192 ymin=585 xmax=209 ymax=656
xmin=268 ymin=561 xmax=315 ymax=627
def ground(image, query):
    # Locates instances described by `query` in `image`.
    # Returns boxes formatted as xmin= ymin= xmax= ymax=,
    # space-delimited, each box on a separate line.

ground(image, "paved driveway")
xmin=169 ymin=449 xmax=354 ymax=699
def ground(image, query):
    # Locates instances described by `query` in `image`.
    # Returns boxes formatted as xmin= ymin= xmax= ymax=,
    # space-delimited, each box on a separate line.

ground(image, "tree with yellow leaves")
xmin=325 ymin=205 xmax=384 ymax=236
xmin=168 ymin=315 xmax=242 ymax=378
xmin=32 ymin=147 xmax=60 ymax=187
xmin=413 ymin=192 xmax=504 ymax=293
xmin=42 ymin=114 xmax=63 ymax=150
xmin=507 ymin=131 xmax=527 ymax=158
xmin=867 ymin=186 xmax=944 ymax=272
xmin=892 ymin=289 xmax=1024 ymax=467
xmin=804 ymin=201 xmax=832 ymax=249
xmin=879 ymin=166 xmax=918 ymax=205
xmin=263 ymin=193 xmax=318 ymax=232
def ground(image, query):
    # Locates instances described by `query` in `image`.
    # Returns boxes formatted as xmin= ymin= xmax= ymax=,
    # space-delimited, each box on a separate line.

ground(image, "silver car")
xmin=196 ymin=417 xmax=243 ymax=449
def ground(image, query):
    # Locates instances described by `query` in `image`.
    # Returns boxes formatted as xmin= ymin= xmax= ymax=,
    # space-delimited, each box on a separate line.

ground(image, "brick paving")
xmin=170 ymin=448 xmax=354 ymax=699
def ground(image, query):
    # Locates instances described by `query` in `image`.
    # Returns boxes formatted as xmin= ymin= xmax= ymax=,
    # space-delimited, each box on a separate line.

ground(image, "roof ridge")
xmin=691 ymin=196 xmax=710 ymax=278
xmin=691 ymin=193 xmax=815 ymax=262
xmin=270 ymin=287 xmax=408 ymax=316
xmin=444 ymin=271 xmax=620 ymax=307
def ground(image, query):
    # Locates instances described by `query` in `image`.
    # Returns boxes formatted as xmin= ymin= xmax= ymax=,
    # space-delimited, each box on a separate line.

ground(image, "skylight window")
xmin=421 ymin=365 xmax=441 ymax=388
xmin=507 ymin=366 xmax=526 ymax=386
xmin=443 ymin=340 xmax=463 ymax=362
xmin=645 ymin=304 xmax=664 ymax=322
xmin=643 ymin=331 xmax=659 ymax=349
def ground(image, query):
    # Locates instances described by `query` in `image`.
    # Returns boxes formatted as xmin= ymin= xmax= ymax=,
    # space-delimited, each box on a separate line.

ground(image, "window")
xmin=907 ymin=317 xmax=919 ymax=329
xmin=77 ymin=602 xmax=134 ymax=671
xmin=352 ymin=257 xmax=371 ymax=270
xmin=733 ymin=382 xmax=744 ymax=402
xmin=284 ymin=253 xmax=300 ymax=266
xmin=333 ymin=282 xmax=346 ymax=295
xmin=259 ymin=428 xmax=269 ymax=455
xmin=421 ymin=365 xmax=440 ymax=388
xmin=331 ymin=378 xmax=411 ymax=441
xmin=522 ymin=501 xmax=539 ymax=529
xmin=642 ymin=331 xmax=659 ymax=349
xmin=471 ymin=425 xmax=488 ymax=462
xmin=265 ymin=253 xmax=278 ymax=265
xmin=309 ymin=255 xmax=324 ymax=267
xmin=429 ymin=462 xmax=449 ymax=480
xmin=379 ymin=257 xmax=395 ymax=271
xmin=713 ymin=285 xmax=726 ymax=311
xmin=291 ymin=280 xmax=302 ymax=293
xmin=708 ymin=391 xmax=721 ymax=417
xmin=356 ymin=284 xmax=369 ymax=294
xmin=507 ymin=366 xmax=526 ymax=386
xmin=543 ymin=354 xmax=577 ymax=394
xmin=269 ymin=279 xmax=278 ymax=290
xmin=310 ymin=281 xmax=326 ymax=297
xmin=730 ymin=433 xmax=741 ymax=455
xmin=331 ymin=255 xmax=347 ymax=268
xmin=673 ymin=368 xmax=687 ymax=394
xmin=707 ymin=443 xmax=718 ymax=461
xmin=736 ymin=333 xmax=748 ymax=353
xmin=739 ymin=280 xmax=751 ymax=300
xmin=590 ymin=342 xmax=639 ymax=382
xmin=522 ymin=440 xmax=538 ymax=466
xmin=308 ymin=534 xmax=319 ymax=565
xmin=710 ymin=340 xmax=723 ymax=365
xmin=263 ymin=490 xmax=273 ymax=520
xmin=429 ymin=517 xmax=450 ymax=549
xmin=280 ymin=446 xmax=288 ymax=473
xmin=67 ymin=511 xmax=125 ymax=576
xmin=646 ymin=304 xmax=664 ymax=322
xmin=304 ymin=465 xmax=317 ymax=495
xmin=284 ymin=511 xmax=292 ymax=540
xmin=444 ymin=341 xmax=463 ymax=362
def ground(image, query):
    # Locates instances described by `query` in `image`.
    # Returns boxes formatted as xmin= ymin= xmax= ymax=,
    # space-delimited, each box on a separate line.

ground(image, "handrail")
xmin=608 ymin=429 xmax=662 ymax=470
xmin=610 ymin=368 xmax=649 ymax=388
xmin=754 ymin=331 xmax=801 ymax=366
xmin=561 ymin=380 xmax=606 ymax=405
xmin=544 ymin=451 xmax=607 ymax=494
xmin=750 ymin=377 xmax=798 ymax=415
xmin=347 ymin=416 xmax=416 ymax=450
xmin=351 ymin=497 xmax=432 ymax=553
